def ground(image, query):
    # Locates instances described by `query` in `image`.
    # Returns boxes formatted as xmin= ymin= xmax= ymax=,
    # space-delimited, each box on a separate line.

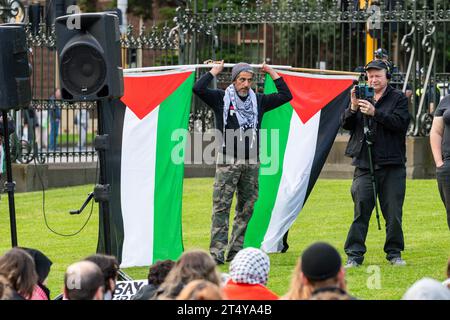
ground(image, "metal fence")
xmin=2 ymin=0 xmax=450 ymax=163
xmin=176 ymin=0 xmax=450 ymax=136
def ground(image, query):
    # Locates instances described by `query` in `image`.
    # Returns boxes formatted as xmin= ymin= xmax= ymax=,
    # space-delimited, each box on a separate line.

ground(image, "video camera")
xmin=355 ymin=73 xmax=374 ymax=100
xmin=355 ymin=85 xmax=374 ymax=100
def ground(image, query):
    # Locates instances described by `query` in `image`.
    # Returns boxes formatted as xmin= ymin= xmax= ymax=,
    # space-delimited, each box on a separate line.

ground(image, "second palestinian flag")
xmin=244 ymin=70 xmax=356 ymax=252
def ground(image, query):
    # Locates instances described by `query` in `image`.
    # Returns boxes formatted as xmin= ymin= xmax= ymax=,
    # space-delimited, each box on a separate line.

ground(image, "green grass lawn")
xmin=0 ymin=178 xmax=449 ymax=299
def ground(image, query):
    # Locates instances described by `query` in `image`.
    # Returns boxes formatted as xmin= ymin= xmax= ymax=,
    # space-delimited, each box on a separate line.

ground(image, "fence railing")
xmin=3 ymin=0 xmax=450 ymax=163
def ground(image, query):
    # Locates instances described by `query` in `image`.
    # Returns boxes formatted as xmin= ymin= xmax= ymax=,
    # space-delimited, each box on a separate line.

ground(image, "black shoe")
xmin=281 ymin=231 xmax=289 ymax=253
xmin=225 ymin=254 xmax=235 ymax=263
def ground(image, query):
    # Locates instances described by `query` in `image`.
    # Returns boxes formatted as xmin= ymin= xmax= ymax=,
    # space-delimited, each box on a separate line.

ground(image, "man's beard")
xmin=237 ymin=90 xmax=249 ymax=98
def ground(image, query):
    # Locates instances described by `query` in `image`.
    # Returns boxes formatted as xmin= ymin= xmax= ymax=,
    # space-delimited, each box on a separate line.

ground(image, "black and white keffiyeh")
xmin=223 ymin=84 xmax=258 ymax=131
xmin=229 ymin=248 xmax=270 ymax=286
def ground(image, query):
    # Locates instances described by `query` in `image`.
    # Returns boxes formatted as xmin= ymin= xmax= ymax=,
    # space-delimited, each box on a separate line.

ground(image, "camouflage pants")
xmin=210 ymin=162 xmax=260 ymax=263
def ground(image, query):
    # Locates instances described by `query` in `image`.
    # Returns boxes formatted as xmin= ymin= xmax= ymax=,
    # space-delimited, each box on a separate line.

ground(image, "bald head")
xmin=64 ymin=261 xmax=104 ymax=300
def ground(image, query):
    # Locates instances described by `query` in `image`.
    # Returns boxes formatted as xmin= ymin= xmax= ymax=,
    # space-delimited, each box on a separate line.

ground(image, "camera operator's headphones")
xmin=364 ymin=60 xmax=392 ymax=80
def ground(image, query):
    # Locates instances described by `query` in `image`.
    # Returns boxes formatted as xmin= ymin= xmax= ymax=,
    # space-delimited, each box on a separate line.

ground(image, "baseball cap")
xmin=365 ymin=59 xmax=389 ymax=71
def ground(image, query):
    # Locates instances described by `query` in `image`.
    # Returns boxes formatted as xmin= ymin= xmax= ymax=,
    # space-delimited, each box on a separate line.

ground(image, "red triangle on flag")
xmin=279 ymin=72 xmax=354 ymax=124
xmin=121 ymin=71 xmax=193 ymax=120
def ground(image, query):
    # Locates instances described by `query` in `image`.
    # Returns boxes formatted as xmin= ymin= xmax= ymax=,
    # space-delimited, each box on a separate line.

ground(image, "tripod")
xmin=1 ymin=111 xmax=18 ymax=247
xmin=362 ymin=108 xmax=382 ymax=231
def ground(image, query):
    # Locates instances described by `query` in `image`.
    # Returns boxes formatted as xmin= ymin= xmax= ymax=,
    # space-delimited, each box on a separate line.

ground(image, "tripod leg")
xmin=366 ymin=142 xmax=382 ymax=231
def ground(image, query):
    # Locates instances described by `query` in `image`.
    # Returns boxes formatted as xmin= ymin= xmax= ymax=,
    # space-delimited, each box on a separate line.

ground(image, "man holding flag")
xmin=193 ymin=61 xmax=292 ymax=265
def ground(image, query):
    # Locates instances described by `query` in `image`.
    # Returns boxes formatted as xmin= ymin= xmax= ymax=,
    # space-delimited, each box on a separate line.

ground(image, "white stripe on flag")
xmin=261 ymin=111 xmax=321 ymax=252
xmin=120 ymin=106 xmax=159 ymax=267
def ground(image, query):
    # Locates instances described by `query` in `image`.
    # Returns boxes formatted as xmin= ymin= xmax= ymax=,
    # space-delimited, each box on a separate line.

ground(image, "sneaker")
xmin=345 ymin=259 xmax=361 ymax=269
xmin=211 ymin=254 xmax=225 ymax=266
xmin=389 ymin=257 xmax=406 ymax=266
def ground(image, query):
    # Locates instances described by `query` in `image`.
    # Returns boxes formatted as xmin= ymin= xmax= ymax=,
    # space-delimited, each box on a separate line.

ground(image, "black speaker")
xmin=0 ymin=24 xmax=31 ymax=111
xmin=46 ymin=0 xmax=77 ymax=26
xmin=55 ymin=12 xmax=123 ymax=101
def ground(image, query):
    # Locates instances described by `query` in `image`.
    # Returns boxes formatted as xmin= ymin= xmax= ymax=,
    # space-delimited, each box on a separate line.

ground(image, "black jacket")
xmin=341 ymin=85 xmax=410 ymax=168
xmin=193 ymin=72 xmax=292 ymax=160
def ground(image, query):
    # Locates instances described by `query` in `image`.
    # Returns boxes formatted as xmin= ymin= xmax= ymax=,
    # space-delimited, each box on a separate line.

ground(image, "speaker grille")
xmin=61 ymin=44 xmax=107 ymax=97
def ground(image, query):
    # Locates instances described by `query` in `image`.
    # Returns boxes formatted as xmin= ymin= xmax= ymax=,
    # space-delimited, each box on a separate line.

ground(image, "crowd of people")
xmin=0 ymin=243 xmax=448 ymax=300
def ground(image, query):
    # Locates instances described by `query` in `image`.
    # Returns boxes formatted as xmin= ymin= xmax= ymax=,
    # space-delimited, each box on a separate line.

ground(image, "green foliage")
xmin=0 ymin=179 xmax=448 ymax=299
xmin=127 ymin=0 xmax=154 ymax=20
xmin=111 ymin=0 xmax=153 ymax=19
xmin=78 ymin=0 xmax=98 ymax=12
xmin=111 ymin=0 xmax=181 ymax=20
xmin=158 ymin=6 xmax=177 ymax=23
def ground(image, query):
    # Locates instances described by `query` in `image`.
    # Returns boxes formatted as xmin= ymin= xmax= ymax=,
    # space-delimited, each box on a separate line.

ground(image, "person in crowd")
xmin=75 ymin=107 xmax=89 ymax=151
xmin=281 ymin=258 xmax=312 ymax=300
xmin=176 ymin=280 xmax=224 ymax=300
xmin=49 ymin=88 xmax=62 ymax=151
xmin=152 ymin=250 xmax=221 ymax=300
xmin=84 ymin=254 xmax=119 ymax=300
xmin=342 ymin=59 xmax=410 ymax=267
xmin=22 ymin=107 xmax=38 ymax=145
xmin=300 ymin=242 xmax=355 ymax=300
xmin=0 ymin=247 xmax=38 ymax=300
xmin=402 ymin=277 xmax=450 ymax=300
xmin=443 ymin=258 xmax=450 ymax=289
xmin=430 ymin=94 xmax=450 ymax=230
xmin=193 ymin=61 xmax=292 ymax=264
xmin=415 ymin=67 xmax=441 ymax=114
xmin=132 ymin=259 xmax=175 ymax=300
xmin=0 ymin=275 xmax=14 ymax=300
xmin=21 ymin=248 xmax=52 ymax=300
xmin=222 ymin=247 xmax=278 ymax=300
xmin=63 ymin=260 xmax=104 ymax=300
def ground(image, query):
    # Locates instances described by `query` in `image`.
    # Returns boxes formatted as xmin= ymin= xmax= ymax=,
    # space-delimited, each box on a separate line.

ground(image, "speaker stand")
xmin=95 ymin=99 xmax=132 ymax=282
xmin=2 ymin=111 xmax=18 ymax=247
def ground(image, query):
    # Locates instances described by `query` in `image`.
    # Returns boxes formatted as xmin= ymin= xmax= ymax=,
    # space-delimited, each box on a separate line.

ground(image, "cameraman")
xmin=341 ymin=60 xmax=410 ymax=268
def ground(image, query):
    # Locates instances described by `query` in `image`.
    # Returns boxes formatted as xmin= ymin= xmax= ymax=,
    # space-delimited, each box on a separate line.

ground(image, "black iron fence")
xmin=2 ymin=0 xmax=449 ymax=163
xmin=176 ymin=0 xmax=450 ymax=136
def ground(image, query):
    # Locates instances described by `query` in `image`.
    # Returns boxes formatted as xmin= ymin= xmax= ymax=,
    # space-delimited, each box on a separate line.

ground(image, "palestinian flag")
xmin=244 ymin=70 xmax=356 ymax=252
xmin=100 ymin=68 xmax=195 ymax=267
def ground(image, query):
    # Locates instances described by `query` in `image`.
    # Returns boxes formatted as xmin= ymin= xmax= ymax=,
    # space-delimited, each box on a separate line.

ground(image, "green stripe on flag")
xmin=153 ymin=72 xmax=195 ymax=261
xmin=244 ymin=75 xmax=293 ymax=248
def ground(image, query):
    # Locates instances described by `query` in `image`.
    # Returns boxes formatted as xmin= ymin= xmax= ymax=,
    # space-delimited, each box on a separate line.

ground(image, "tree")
xmin=109 ymin=0 xmax=186 ymax=20
xmin=78 ymin=0 xmax=99 ymax=12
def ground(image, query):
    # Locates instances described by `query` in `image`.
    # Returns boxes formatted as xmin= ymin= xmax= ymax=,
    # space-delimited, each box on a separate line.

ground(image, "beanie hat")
xmin=21 ymin=247 xmax=53 ymax=283
xmin=301 ymin=242 xmax=342 ymax=281
xmin=231 ymin=62 xmax=254 ymax=81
